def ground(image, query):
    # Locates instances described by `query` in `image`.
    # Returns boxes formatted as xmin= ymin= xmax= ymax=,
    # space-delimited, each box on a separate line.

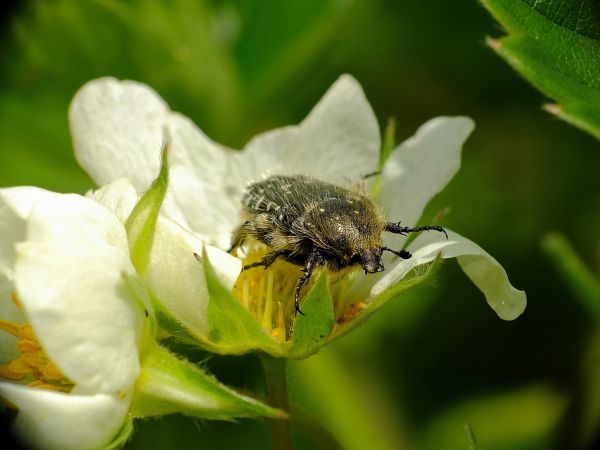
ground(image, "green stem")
xmin=261 ymin=355 xmax=293 ymax=450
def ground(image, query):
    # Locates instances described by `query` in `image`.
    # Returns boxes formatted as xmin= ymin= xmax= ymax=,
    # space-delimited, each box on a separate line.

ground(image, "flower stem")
xmin=261 ymin=355 xmax=293 ymax=450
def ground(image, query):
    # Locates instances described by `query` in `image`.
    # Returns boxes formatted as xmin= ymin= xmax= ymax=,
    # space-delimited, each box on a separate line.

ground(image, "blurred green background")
xmin=2 ymin=0 xmax=600 ymax=449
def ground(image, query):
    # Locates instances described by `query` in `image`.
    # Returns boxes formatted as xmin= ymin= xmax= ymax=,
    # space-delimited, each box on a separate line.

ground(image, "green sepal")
xmin=331 ymin=257 xmax=441 ymax=342
xmin=130 ymin=341 xmax=286 ymax=420
xmin=288 ymin=272 xmax=335 ymax=359
xmin=120 ymin=273 xmax=157 ymax=357
xmin=481 ymin=0 xmax=600 ymax=140
xmin=125 ymin=144 xmax=169 ymax=276
xmin=202 ymin=248 xmax=281 ymax=355
xmin=100 ymin=420 xmax=134 ymax=450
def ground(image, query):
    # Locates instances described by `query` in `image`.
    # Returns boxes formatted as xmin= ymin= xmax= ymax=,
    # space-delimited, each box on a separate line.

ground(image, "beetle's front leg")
xmin=294 ymin=249 xmax=323 ymax=316
xmin=243 ymin=249 xmax=292 ymax=270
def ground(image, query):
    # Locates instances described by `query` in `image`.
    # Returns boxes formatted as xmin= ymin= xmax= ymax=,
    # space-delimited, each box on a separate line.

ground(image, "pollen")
xmin=0 ymin=292 xmax=74 ymax=393
xmin=231 ymin=243 xmax=299 ymax=341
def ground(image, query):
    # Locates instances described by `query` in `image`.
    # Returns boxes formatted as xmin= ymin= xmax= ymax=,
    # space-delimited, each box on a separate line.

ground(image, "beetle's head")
xmin=359 ymin=247 xmax=385 ymax=274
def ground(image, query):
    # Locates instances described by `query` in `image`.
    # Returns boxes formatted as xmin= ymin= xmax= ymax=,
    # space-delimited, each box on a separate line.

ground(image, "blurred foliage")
xmin=481 ymin=0 xmax=600 ymax=140
xmin=2 ymin=0 xmax=600 ymax=449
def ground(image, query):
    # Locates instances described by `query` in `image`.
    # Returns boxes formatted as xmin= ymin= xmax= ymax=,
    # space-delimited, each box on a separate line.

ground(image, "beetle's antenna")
xmin=381 ymin=247 xmax=412 ymax=259
xmin=385 ymin=222 xmax=448 ymax=239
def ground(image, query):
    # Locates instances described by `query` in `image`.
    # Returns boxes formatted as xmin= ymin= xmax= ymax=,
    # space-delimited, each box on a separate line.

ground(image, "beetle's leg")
xmin=384 ymin=222 xmax=448 ymax=239
xmin=294 ymin=249 xmax=322 ymax=316
xmin=362 ymin=170 xmax=381 ymax=179
xmin=243 ymin=249 xmax=292 ymax=270
xmin=381 ymin=247 xmax=412 ymax=259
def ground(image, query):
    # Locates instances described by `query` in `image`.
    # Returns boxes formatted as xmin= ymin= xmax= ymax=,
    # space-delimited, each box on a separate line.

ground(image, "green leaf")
xmin=202 ymin=248 xmax=281 ymax=355
xmin=125 ymin=144 xmax=169 ymax=276
xmin=131 ymin=341 xmax=285 ymax=420
xmin=288 ymin=273 xmax=335 ymax=359
xmin=541 ymin=232 xmax=600 ymax=319
xmin=481 ymin=0 xmax=600 ymax=139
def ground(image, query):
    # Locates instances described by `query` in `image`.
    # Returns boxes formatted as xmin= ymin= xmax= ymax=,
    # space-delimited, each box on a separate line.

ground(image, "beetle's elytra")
xmin=229 ymin=175 xmax=447 ymax=315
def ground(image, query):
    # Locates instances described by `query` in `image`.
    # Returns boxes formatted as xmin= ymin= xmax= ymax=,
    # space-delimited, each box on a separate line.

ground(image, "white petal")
xmin=162 ymin=114 xmax=240 ymax=248
xmin=239 ymin=74 xmax=380 ymax=186
xmin=0 ymin=187 xmax=58 ymax=281
xmin=380 ymin=117 xmax=474 ymax=247
xmin=147 ymin=217 xmax=242 ymax=337
xmin=371 ymin=229 xmax=526 ymax=320
xmin=14 ymin=194 xmax=142 ymax=394
xmin=86 ymin=178 xmax=139 ymax=224
xmin=0 ymin=188 xmax=60 ymax=362
xmin=298 ymin=74 xmax=380 ymax=179
xmin=0 ymin=382 xmax=127 ymax=450
xmin=70 ymin=78 xmax=240 ymax=247
xmin=69 ymin=78 xmax=168 ymax=191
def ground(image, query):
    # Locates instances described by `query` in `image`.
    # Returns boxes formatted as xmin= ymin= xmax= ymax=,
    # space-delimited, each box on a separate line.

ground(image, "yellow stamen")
xmin=26 ymin=380 xmax=69 ymax=392
xmin=8 ymin=358 xmax=34 ymax=374
xmin=20 ymin=323 xmax=36 ymax=341
xmin=11 ymin=291 xmax=21 ymax=308
xmin=42 ymin=361 xmax=64 ymax=381
xmin=241 ymin=280 xmax=250 ymax=310
xmin=261 ymin=271 xmax=274 ymax=329
xmin=256 ymin=276 xmax=266 ymax=318
xmin=0 ymin=320 xmax=20 ymax=337
xmin=232 ymin=243 xmax=300 ymax=341
xmin=21 ymin=349 xmax=46 ymax=369
xmin=1 ymin=292 xmax=74 ymax=392
xmin=0 ymin=365 xmax=26 ymax=380
xmin=16 ymin=339 xmax=40 ymax=352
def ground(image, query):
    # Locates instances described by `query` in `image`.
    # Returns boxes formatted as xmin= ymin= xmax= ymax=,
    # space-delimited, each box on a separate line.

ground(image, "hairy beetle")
xmin=230 ymin=175 xmax=447 ymax=315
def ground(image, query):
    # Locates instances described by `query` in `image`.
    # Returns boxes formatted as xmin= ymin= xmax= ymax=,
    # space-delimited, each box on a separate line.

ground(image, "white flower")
xmin=68 ymin=74 xmax=525 ymax=344
xmin=0 ymin=188 xmax=143 ymax=450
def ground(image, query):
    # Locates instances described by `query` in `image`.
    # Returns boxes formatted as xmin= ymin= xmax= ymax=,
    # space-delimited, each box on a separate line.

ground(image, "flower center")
xmin=232 ymin=244 xmax=299 ymax=341
xmin=231 ymin=243 xmax=367 ymax=340
xmin=0 ymin=292 xmax=73 ymax=392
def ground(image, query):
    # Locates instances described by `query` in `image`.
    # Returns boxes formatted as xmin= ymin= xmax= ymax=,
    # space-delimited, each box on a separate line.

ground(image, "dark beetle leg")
xmin=243 ymin=249 xmax=292 ymax=270
xmin=294 ymin=249 xmax=322 ymax=316
xmin=384 ymin=222 xmax=448 ymax=239
xmin=381 ymin=247 xmax=412 ymax=259
xmin=362 ymin=170 xmax=382 ymax=179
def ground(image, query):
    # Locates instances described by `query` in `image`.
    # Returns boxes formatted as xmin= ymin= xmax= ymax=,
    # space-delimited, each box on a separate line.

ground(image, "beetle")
xmin=229 ymin=175 xmax=447 ymax=315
